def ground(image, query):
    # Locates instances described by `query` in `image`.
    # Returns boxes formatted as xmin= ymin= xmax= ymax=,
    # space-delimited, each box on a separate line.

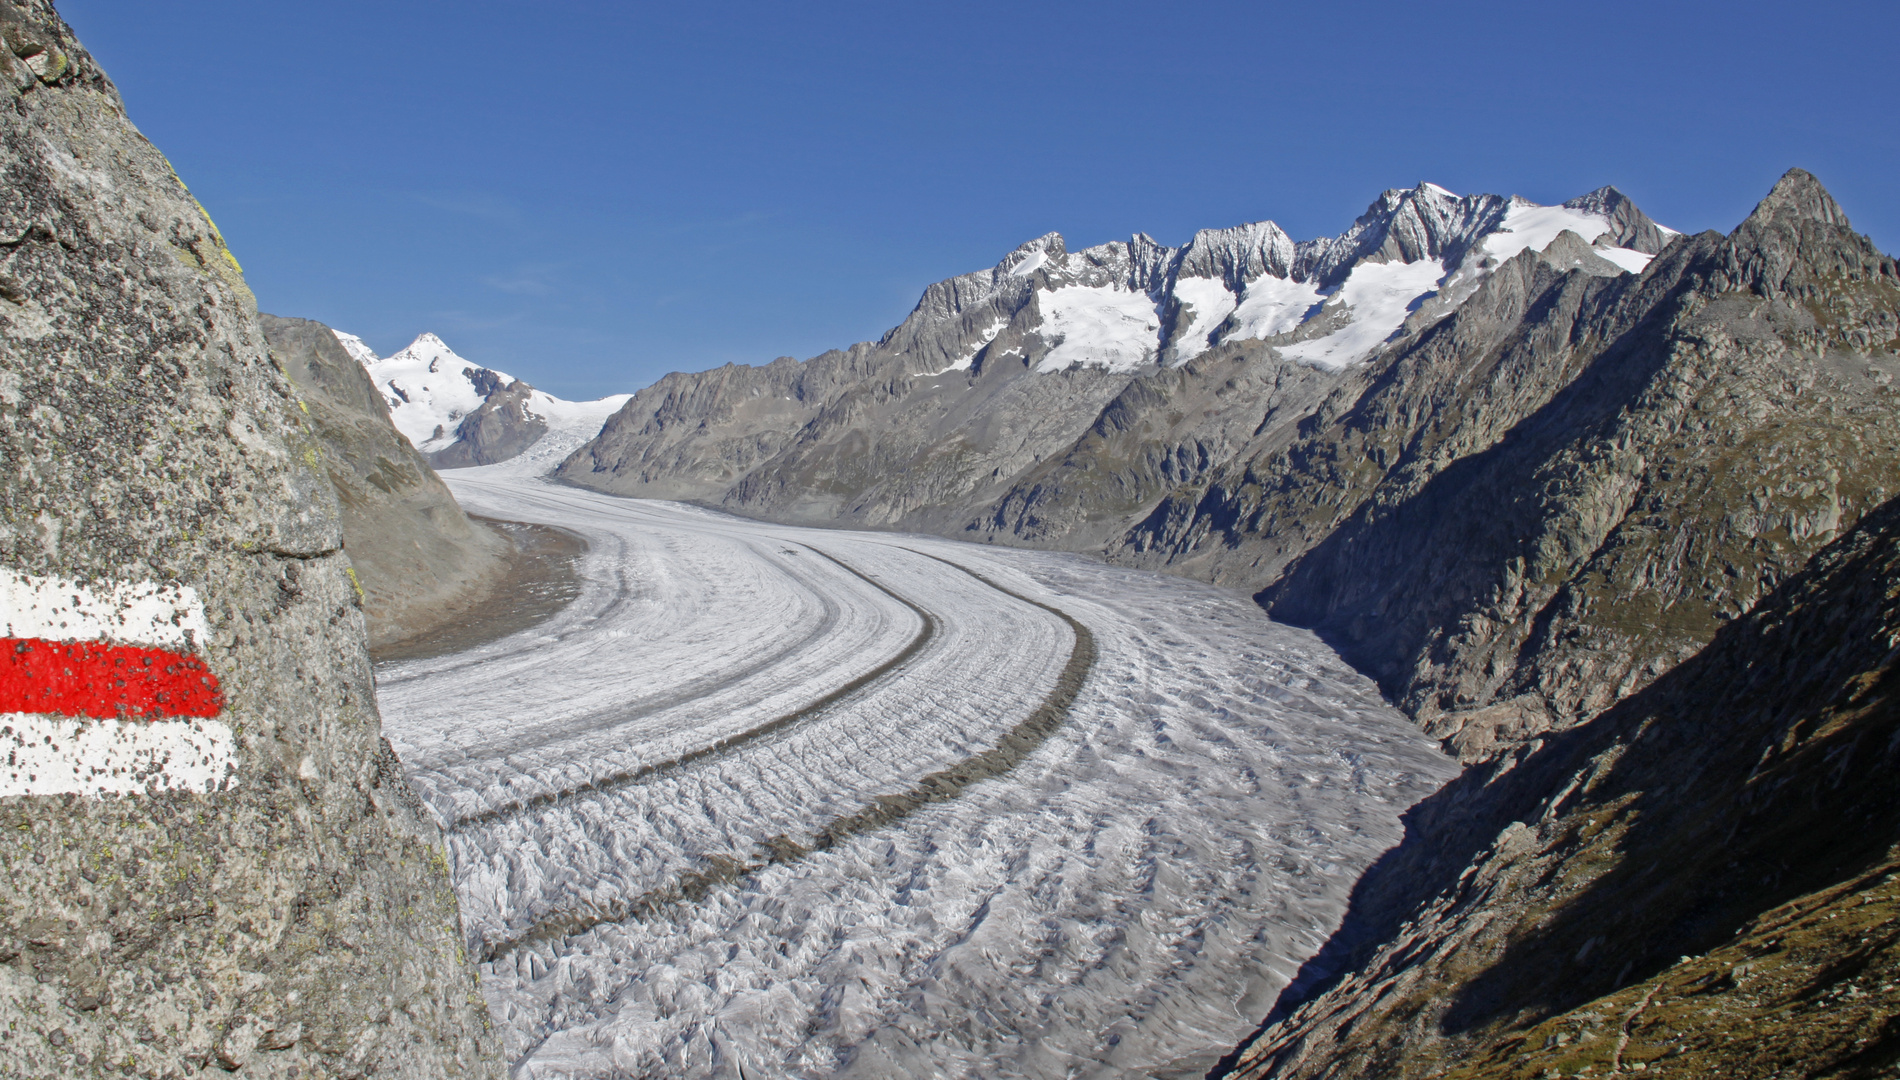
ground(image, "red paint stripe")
xmin=0 ymin=637 xmax=222 ymax=720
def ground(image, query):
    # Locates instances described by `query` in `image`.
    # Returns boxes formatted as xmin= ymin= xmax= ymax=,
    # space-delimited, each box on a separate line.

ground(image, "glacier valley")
xmin=374 ymin=470 xmax=1455 ymax=1079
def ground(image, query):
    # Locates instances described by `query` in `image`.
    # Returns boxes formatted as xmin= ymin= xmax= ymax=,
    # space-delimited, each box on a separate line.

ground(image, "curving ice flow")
xmin=375 ymin=474 xmax=1457 ymax=1079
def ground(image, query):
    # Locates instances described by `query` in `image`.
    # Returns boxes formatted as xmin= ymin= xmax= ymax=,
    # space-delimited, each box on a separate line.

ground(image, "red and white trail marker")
xmin=1 ymin=566 xmax=237 ymax=797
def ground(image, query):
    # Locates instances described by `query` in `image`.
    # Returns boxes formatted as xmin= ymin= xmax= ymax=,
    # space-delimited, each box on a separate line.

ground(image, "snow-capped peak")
xmin=331 ymin=330 xmax=381 ymax=367
xmin=329 ymin=327 xmax=634 ymax=473
xmin=332 ymin=329 xmax=516 ymax=451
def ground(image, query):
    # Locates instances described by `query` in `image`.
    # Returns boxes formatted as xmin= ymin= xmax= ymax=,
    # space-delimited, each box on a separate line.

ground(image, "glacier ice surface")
xmin=376 ymin=475 xmax=1457 ymax=1079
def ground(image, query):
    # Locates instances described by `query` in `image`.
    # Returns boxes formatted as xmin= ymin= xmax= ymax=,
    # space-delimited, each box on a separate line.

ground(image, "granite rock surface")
xmin=0 ymin=3 xmax=501 ymax=1076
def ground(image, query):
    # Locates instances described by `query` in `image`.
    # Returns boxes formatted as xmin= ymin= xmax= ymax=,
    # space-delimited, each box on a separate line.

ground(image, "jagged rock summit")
xmin=875 ymin=180 xmax=1668 ymax=377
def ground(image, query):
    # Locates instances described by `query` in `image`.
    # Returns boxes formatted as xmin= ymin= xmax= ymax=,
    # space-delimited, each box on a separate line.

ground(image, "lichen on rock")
xmin=0 ymin=1 xmax=501 ymax=1076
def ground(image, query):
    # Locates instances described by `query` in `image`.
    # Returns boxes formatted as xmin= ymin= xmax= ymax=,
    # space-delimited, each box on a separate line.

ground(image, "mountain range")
xmin=531 ymin=168 xmax=1900 ymax=1073
xmin=555 ymin=182 xmax=1669 ymax=541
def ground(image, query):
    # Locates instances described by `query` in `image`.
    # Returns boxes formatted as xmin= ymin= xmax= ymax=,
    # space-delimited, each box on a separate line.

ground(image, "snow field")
xmin=377 ymin=480 xmax=1456 ymax=1079
xmin=1035 ymin=285 xmax=1163 ymax=373
xmin=1277 ymin=258 xmax=1449 ymax=370
xmin=1166 ymin=276 xmax=1241 ymax=364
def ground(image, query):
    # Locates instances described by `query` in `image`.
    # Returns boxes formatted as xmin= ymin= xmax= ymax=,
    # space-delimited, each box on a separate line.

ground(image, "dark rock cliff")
xmin=260 ymin=314 xmax=508 ymax=651
xmin=0 ymin=3 xmax=501 ymax=1076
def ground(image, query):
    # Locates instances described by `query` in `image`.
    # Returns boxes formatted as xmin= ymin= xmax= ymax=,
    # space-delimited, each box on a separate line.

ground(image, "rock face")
xmin=567 ymin=171 xmax=1899 ymax=767
xmin=427 ymin=378 xmax=549 ymax=469
xmin=1226 ymin=486 xmax=1900 ymax=1079
xmin=1141 ymin=169 xmax=1900 ymax=757
xmin=0 ymin=3 xmax=500 ymax=1077
xmin=260 ymin=314 xmax=508 ymax=650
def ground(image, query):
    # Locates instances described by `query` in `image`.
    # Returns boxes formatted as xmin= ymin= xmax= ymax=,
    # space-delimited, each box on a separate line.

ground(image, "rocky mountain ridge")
xmin=557 ymin=181 xmax=1669 ymax=548
xmin=561 ymin=171 xmax=1900 ymax=761
xmin=555 ymin=169 xmax=1900 ymax=1076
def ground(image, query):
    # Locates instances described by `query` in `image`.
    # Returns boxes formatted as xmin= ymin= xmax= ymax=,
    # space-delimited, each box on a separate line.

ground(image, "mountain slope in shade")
xmin=336 ymin=330 xmax=629 ymax=470
xmin=261 ymin=314 xmax=508 ymax=649
xmin=1225 ymin=463 xmax=1900 ymax=1080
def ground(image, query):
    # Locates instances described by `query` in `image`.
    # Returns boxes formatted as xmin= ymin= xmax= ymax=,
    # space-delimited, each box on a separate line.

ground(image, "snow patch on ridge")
xmin=1279 ymin=259 xmax=1447 ymax=370
xmin=1483 ymin=201 xmax=1614 ymax=261
xmin=1167 ymin=278 xmax=1239 ymax=364
xmin=1228 ymin=275 xmax=1327 ymax=344
xmin=1036 ymin=286 xmax=1161 ymax=373
xmin=331 ymin=330 xmax=381 ymax=368
xmin=1593 ymin=246 xmax=1655 ymax=274
xmin=923 ymin=318 xmax=1010 ymax=376
xmin=1007 ymin=249 xmax=1048 ymax=277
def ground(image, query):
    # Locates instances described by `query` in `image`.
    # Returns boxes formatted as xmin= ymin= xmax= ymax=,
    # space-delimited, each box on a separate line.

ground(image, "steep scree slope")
xmin=0 ymin=3 xmax=500 ymax=1076
xmin=260 ymin=313 xmax=508 ymax=651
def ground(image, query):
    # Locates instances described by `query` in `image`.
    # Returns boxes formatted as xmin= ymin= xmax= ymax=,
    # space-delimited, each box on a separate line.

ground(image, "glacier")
xmin=374 ymin=472 xmax=1457 ymax=1079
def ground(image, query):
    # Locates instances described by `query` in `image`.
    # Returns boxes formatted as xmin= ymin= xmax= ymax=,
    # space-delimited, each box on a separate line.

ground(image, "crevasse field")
xmin=375 ymin=468 xmax=1456 ymax=1079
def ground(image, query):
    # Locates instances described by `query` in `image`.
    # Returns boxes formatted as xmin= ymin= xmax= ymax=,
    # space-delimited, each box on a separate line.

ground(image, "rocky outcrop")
xmin=1225 ymin=485 xmax=1900 ymax=1079
xmin=260 ymin=314 xmax=508 ymax=650
xmin=0 ymin=3 xmax=500 ymax=1076
xmin=427 ymin=378 xmax=549 ymax=469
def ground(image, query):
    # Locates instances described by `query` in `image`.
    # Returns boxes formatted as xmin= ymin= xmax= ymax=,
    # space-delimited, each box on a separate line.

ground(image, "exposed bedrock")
xmin=1226 ymin=483 xmax=1900 ymax=1079
xmin=1217 ymin=170 xmax=1900 ymax=757
xmin=260 ymin=313 xmax=509 ymax=651
xmin=427 ymin=379 xmax=550 ymax=470
xmin=0 ymin=3 xmax=500 ymax=1076
xmin=565 ymin=169 xmax=1900 ymax=769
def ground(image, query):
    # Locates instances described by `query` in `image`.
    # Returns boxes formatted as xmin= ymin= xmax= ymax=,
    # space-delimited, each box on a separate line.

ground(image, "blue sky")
xmin=58 ymin=0 xmax=1899 ymax=400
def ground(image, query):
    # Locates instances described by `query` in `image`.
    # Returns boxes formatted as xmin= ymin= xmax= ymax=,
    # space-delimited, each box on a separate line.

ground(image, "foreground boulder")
xmin=261 ymin=314 xmax=507 ymax=651
xmin=0 ymin=3 xmax=500 ymax=1076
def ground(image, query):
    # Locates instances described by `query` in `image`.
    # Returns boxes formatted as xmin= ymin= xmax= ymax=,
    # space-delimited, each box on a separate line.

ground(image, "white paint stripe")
xmin=0 ymin=713 xmax=238 ymax=797
xmin=1 ymin=566 xmax=209 ymax=650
